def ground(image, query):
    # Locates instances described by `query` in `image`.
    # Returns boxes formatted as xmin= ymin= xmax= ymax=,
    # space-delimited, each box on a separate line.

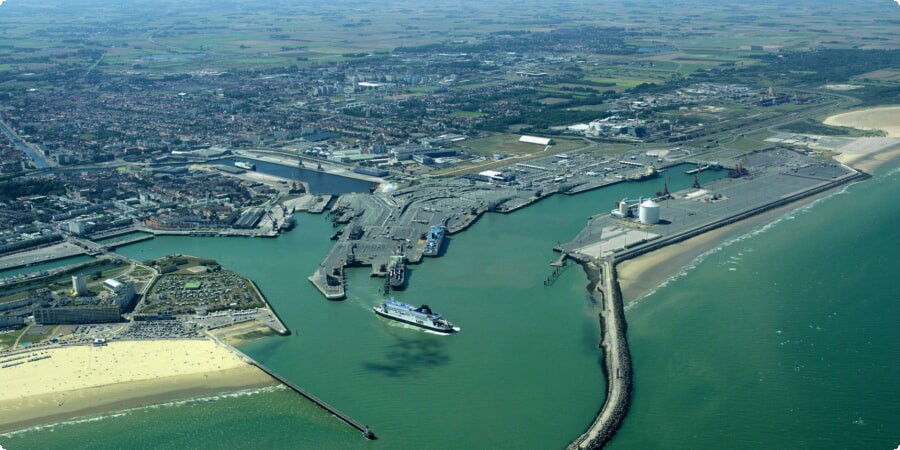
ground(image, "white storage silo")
xmin=618 ymin=199 xmax=630 ymax=217
xmin=638 ymin=199 xmax=660 ymax=224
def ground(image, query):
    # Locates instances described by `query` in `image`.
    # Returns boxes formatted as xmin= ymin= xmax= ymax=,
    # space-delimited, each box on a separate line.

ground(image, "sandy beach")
xmin=0 ymin=340 xmax=275 ymax=433
xmin=824 ymin=106 xmax=900 ymax=137
xmin=617 ymin=197 xmax=819 ymax=302
xmin=824 ymin=106 xmax=900 ymax=172
xmin=832 ymin=137 xmax=900 ymax=173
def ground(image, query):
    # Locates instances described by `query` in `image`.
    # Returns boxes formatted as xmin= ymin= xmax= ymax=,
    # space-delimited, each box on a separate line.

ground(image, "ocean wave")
xmin=880 ymin=163 xmax=900 ymax=178
xmin=0 ymin=385 xmax=285 ymax=438
xmin=0 ymin=411 xmax=132 ymax=438
xmin=625 ymin=185 xmax=852 ymax=311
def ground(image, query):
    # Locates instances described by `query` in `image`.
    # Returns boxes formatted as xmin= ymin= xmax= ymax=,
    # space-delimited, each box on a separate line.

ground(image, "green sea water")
xmin=2 ymin=165 xmax=896 ymax=449
xmin=0 ymin=255 xmax=95 ymax=279
xmin=612 ymin=161 xmax=900 ymax=449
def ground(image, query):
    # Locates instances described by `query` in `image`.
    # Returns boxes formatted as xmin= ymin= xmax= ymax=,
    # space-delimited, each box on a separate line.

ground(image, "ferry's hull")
xmin=387 ymin=259 xmax=406 ymax=289
xmin=423 ymin=226 xmax=445 ymax=257
xmin=423 ymin=235 xmax=443 ymax=257
xmin=373 ymin=307 xmax=454 ymax=333
xmin=389 ymin=275 xmax=406 ymax=290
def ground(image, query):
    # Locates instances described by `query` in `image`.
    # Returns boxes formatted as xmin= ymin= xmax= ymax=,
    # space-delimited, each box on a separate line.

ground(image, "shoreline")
xmin=833 ymin=139 xmax=900 ymax=173
xmin=0 ymin=340 xmax=276 ymax=434
xmin=618 ymin=135 xmax=899 ymax=304
xmin=823 ymin=105 xmax=900 ymax=137
xmin=617 ymin=194 xmax=819 ymax=302
xmin=0 ymin=365 xmax=275 ymax=435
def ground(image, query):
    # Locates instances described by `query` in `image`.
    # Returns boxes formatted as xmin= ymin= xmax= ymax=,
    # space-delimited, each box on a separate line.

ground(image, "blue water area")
xmin=0 ymin=120 xmax=51 ymax=169
xmin=611 ymin=161 xmax=900 ymax=449
xmin=0 ymin=255 xmax=95 ymax=279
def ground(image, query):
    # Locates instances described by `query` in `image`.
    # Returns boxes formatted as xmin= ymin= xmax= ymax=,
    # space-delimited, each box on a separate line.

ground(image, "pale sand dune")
xmin=0 ymin=340 xmax=275 ymax=432
xmin=824 ymin=106 xmax=900 ymax=137
xmin=822 ymin=107 xmax=900 ymax=172
xmin=833 ymin=137 xmax=900 ymax=173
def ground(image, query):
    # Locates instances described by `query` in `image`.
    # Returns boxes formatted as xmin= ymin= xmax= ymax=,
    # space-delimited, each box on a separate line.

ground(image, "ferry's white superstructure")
xmin=373 ymin=298 xmax=456 ymax=333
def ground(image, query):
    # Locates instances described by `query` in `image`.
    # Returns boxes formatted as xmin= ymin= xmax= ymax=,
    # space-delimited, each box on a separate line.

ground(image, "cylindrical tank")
xmin=638 ymin=199 xmax=660 ymax=224
xmin=618 ymin=200 xmax=630 ymax=217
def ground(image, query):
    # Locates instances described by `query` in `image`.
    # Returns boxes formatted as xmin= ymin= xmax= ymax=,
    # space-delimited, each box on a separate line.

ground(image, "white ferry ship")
xmin=373 ymin=298 xmax=456 ymax=333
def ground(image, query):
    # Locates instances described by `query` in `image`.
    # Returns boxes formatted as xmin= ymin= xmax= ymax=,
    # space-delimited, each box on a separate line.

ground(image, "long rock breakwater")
xmin=567 ymin=260 xmax=633 ymax=450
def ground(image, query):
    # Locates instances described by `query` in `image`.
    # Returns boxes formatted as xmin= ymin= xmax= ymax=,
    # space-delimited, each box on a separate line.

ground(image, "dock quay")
xmin=543 ymin=259 xmax=570 ymax=286
xmin=550 ymin=252 xmax=569 ymax=267
xmin=305 ymin=148 xmax=658 ymax=298
xmin=0 ymin=241 xmax=89 ymax=271
xmin=87 ymin=227 xmax=140 ymax=240
xmin=306 ymin=147 xmax=856 ymax=300
xmin=247 ymin=279 xmax=291 ymax=335
xmin=134 ymin=226 xmax=278 ymax=238
xmin=102 ymin=233 xmax=154 ymax=250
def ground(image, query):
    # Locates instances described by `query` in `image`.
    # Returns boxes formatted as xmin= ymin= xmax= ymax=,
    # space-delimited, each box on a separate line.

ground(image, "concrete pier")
xmin=216 ymin=340 xmax=375 ymax=439
xmin=103 ymin=234 xmax=154 ymax=250
xmin=247 ymin=279 xmax=291 ymax=335
xmin=250 ymin=359 xmax=375 ymax=439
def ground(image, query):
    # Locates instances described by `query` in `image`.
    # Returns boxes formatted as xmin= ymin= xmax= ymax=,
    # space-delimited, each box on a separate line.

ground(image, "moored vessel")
xmin=281 ymin=212 xmax=295 ymax=231
xmin=373 ymin=298 xmax=456 ymax=333
xmin=626 ymin=166 xmax=658 ymax=181
xmin=235 ymin=161 xmax=256 ymax=170
xmin=423 ymin=225 xmax=445 ymax=257
xmin=388 ymin=254 xmax=406 ymax=290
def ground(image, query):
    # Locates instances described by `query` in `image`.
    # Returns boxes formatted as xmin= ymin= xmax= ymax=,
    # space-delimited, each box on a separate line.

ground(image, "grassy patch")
xmin=455 ymin=134 xmax=543 ymax=156
xmin=18 ymin=325 xmax=56 ymax=346
xmin=0 ymin=328 xmax=24 ymax=350
xmin=453 ymin=110 xmax=486 ymax=118
xmin=777 ymin=119 xmax=885 ymax=137
xmin=536 ymin=87 xmax=592 ymax=98
xmin=854 ymin=69 xmax=900 ymax=83
xmin=538 ymin=97 xmax=572 ymax=105
xmin=725 ymin=131 xmax=776 ymax=152
xmin=232 ymin=328 xmax=274 ymax=341
xmin=585 ymin=77 xmax=651 ymax=89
